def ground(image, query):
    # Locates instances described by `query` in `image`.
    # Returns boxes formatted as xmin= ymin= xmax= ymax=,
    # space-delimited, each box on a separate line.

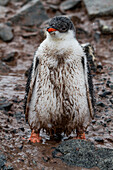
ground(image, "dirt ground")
xmin=0 ymin=0 xmax=113 ymax=169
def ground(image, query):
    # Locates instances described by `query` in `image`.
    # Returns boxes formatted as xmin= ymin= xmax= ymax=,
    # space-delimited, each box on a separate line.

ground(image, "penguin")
xmin=24 ymin=16 xmax=95 ymax=143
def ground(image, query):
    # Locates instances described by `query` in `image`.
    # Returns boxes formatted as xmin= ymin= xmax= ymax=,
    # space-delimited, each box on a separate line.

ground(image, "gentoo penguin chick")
xmin=24 ymin=16 xmax=95 ymax=143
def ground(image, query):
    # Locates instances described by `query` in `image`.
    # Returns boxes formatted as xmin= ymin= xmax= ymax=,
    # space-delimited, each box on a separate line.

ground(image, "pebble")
xmin=94 ymin=137 xmax=104 ymax=143
xmin=7 ymin=166 xmax=14 ymax=170
xmin=105 ymin=118 xmax=112 ymax=123
xmin=11 ymin=129 xmax=17 ymax=134
xmin=0 ymin=6 xmax=8 ymax=19
xmin=109 ymin=85 xmax=113 ymax=90
xmin=14 ymin=111 xmax=22 ymax=120
xmin=42 ymin=156 xmax=50 ymax=162
xmin=110 ymin=99 xmax=113 ymax=104
xmin=0 ymin=99 xmax=13 ymax=111
xmin=0 ymin=24 xmax=14 ymax=42
xmin=94 ymin=31 xmax=100 ymax=43
xmin=2 ymin=52 xmax=18 ymax=62
xmin=0 ymin=159 xmax=5 ymax=169
xmin=0 ymin=153 xmax=6 ymax=169
xmin=99 ymin=91 xmax=112 ymax=98
xmin=0 ymin=61 xmax=10 ymax=73
xmin=92 ymin=120 xmax=96 ymax=124
xmin=60 ymin=0 xmax=81 ymax=12
xmin=96 ymin=101 xmax=105 ymax=107
xmin=97 ymin=62 xmax=103 ymax=69
xmin=106 ymin=80 xmax=111 ymax=87
xmin=99 ymin=20 xmax=113 ymax=34
xmin=19 ymin=127 xmax=25 ymax=132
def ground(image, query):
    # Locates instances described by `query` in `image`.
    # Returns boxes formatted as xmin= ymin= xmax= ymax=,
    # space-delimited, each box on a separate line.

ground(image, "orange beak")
xmin=47 ymin=27 xmax=57 ymax=33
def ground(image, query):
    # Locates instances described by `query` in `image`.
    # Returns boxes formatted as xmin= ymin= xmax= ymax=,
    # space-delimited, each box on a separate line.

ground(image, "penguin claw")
xmin=28 ymin=130 xmax=41 ymax=143
xmin=74 ymin=132 xmax=86 ymax=140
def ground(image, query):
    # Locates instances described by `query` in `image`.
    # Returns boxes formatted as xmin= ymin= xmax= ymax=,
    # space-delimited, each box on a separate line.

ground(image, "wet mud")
xmin=0 ymin=0 xmax=113 ymax=169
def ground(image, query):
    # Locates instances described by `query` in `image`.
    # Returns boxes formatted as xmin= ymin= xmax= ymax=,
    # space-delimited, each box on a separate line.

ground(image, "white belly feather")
xmin=28 ymin=38 xmax=90 ymax=133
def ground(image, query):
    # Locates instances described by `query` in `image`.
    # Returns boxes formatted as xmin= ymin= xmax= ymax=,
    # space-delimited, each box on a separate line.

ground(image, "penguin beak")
xmin=47 ymin=27 xmax=57 ymax=33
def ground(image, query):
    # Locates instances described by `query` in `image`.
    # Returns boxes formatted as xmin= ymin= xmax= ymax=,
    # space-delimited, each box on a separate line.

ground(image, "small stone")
xmin=11 ymin=129 xmax=17 ymax=134
xmin=15 ymin=111 xmax=22 ymax=120
xmin=7 ymin=166 xmax=14 ymax=170
xmin=9 ymin=0 xmax=48 ymax=26
xmin=0 ymin=6 xmax=8 ymax=19
xmin=18 ymin=145 xmax=23 ymax=150
xmin=99 ymin=20 xmax=113 ymax=34
xmin=0 ymin=159 xmax=5 ymax=169
xmin=92 ymin=120 xmax=96 ymax=124
xmin=94 ymin=31 xmax=101 ymax=43
xmin=105 ymin=118 xmax=112 ymax=123
xmin=109 ymin=105 xmax=113 ymax=109
xmin=42 ymin=156 xmax=50 ymax=162
xmin=106 ymin=80 xmax=111 ymax=87
xmin=0 ymin=154 xmax=6 ymax=169
xmin=110 ymin=99 xmax=113 ymax=104
xmin=97 ymin=62 xmax=103 ymax=69
xmin=2 ymin=52 xmax=18 ymax=62
xmin=19 ymin=127 xmax=25 ymax=132
xmin=109 ymin=85 xmax=113 ymax=90
xmin=0 ymin=61 xmax=10 ymax=73
xmin=60 ymin=0 xmax=81 ymax=11
xmin=0 ymin=0 xmax=9 ymax=6
xmin=0 ymin=24 xmax=14 ymax=42
xmin=0 ymin=100 xmax=13 ymax=111
xmin=94 ymin=137 xmax=104 ymax=143
xmin=99 ymin=91 xmax=112 ymax=98
xmin=96 ymin=101 xmax=105 ymax=107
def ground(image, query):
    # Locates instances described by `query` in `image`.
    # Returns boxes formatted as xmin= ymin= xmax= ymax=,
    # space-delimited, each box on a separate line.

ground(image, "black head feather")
xmin=49 ymin=16 xmax=75 ymax=33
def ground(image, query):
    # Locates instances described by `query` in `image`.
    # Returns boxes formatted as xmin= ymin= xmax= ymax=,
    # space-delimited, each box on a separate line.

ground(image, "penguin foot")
xmin=74 ymin=132 xmax=86 ymax=140
xmin=28 ymin=130 xmax=41 ymax=143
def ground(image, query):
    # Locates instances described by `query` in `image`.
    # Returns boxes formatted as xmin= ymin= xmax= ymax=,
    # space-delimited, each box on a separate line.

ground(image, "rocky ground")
xmin=0 ymin=0 xmax=113 ymax=169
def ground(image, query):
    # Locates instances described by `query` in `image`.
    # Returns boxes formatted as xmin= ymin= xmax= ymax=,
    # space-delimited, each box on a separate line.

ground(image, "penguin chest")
xmin=36 ymin=57 xmax=87 ymax=121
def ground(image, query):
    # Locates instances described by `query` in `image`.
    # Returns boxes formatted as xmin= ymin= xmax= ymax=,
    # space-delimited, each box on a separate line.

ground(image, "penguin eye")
xmin=60 ymin=26 xmax=67 ymax=32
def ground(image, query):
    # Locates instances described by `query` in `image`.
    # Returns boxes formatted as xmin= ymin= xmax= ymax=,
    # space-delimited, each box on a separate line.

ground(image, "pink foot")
xmin=28 ymin=130 xmax=41 ymax=143
xmin=74 ymin=132 xmax=86 ymax=140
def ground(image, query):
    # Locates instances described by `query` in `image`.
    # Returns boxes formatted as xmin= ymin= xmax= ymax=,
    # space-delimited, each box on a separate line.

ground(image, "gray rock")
xmin=94 ymin=137 xmax=104 ymax=143
xmin=109 ymin=85 xmax=113 ymax=90
xmin=94 ymin=31 xmax=101 ymax=43
xmin=0 ymin=98 xmax=13 ymax=111
xmin=97 ymin=62 xmax=103 ymax=69
xmin=0 ymin=0 xmax=9 ymax=6
xmin=7 ymin=166 xmax=14 ymax=170
xmin=99 ymin=91 xmax=112 ymax=98
xmin=53 ymin=139 xmax=113 ymax=169
xmin=99 ymin=20 xmax=113 ymax=34
xmin=110 ymin=99 xmax=113 ymax=104
xmin=0 ymin=6 xmax=8 ymax=19
xmin=60 ymin=0 xmax=81 ymax=11
xmin=0 ymin=61 xmax=10 ymax=73
xmin=96 ymin=101 xmax=105 ymax=107
xmin=9 ymin=0 xmax=48 ymax=26
xmin=0 ymin=24 xmax=14 ymax=42
xmin=0 ymin=153 xmax=6 ymax=169
xmin=106 ymin=80 xmax=111 ymax=87
xmin=84 ymin=0 xmax=113 ymax=19
xmin=2 ymin=52 xmax=18 ymax=62
xmin=0 ymin=159 xmax=5 ymax=169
